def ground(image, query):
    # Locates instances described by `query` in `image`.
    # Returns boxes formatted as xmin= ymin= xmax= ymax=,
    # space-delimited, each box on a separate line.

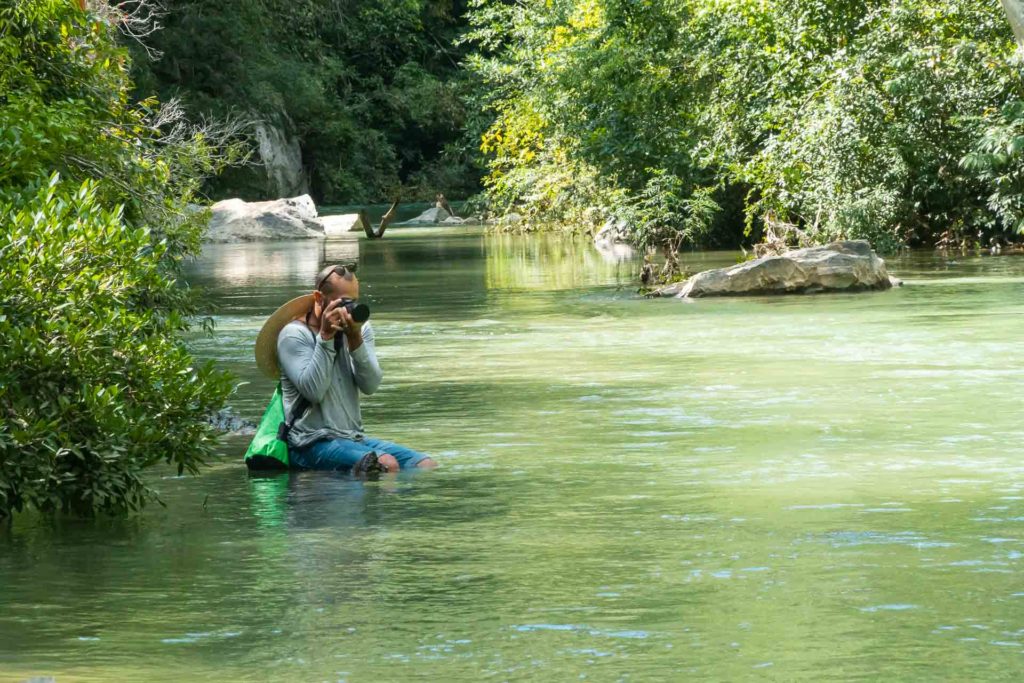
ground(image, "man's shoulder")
xmin=278 ymin=320 xmax=315 ymax=346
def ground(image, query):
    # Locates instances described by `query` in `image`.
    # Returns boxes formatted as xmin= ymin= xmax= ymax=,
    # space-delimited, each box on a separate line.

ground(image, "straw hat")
xmin=254 ymin=294 xmax=315 ymax=378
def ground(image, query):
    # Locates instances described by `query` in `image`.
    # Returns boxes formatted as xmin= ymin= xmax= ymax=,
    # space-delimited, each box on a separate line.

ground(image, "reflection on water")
xmin=3 ymin=229 xmax=1024 ymax=681
xmin=485 ymin=233 xmax=636 ymax=290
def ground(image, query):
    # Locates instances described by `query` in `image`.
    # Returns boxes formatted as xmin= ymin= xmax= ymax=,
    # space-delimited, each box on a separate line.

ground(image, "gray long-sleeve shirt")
xmin=277 ymin=320 xmax=383 ymax=447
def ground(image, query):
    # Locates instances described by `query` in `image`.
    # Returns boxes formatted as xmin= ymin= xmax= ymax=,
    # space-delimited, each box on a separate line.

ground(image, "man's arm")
xmin=347 ymin=321 xmax=382 ymax=395
xmin=277 ymin=324 xmax=337 ymax=403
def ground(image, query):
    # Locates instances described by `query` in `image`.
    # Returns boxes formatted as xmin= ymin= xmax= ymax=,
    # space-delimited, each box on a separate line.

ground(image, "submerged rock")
xmin=654 ymin=240 xmax=900 ymax=298
xmin=207 ymin=408 xmax=257 ymax=435
xmin=205 ymin=195 xmax=324 ymax=242
xmin=396 ymin=207 xmax=451 ymax=226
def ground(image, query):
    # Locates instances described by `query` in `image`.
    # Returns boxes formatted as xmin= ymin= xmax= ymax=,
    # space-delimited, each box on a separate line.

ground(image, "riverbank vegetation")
xmin=467 ymin=0 xmax=1024 ymax=254
xmin=124 ymin=0 xmax=1024 ymax=258
xmin=0 ymin=1 xmax=236 ymax=516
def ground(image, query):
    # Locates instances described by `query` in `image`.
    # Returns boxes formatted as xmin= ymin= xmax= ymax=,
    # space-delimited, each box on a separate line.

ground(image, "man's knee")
xmin=378 ymin=453 xmax=399 ymax=472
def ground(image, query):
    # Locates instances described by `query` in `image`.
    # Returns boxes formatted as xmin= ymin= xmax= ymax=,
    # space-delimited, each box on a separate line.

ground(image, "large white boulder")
xmin=322 ymin=213 xmax=368 ymax=237
xmin=205 ymin=195 xmax=324 ymax=242
xmin=593 ymin=217 xmax=630 ymax=249
xmin=655 ymin=240 xmax=900 ymax=298
xmin=1002 ymin=0 xmax=1024 ymax=47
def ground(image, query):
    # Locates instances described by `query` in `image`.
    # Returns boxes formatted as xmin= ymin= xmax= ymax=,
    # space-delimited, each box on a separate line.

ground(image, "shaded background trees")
xmin=131 ymin=0 xmax=483 ymax=203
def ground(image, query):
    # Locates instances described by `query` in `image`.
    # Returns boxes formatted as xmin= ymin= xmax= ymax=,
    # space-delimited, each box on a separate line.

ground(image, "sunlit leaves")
xmin=467 ymin=0 xmax=1024 ymax=247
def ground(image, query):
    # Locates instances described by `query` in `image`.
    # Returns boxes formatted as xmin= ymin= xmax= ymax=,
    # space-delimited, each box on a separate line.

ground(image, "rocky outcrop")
xmin=1002 ymin=0 xmax=1024 ymax=47
xmin=593 ymin=217 xmax=629 ymax=248
xmin=654 ymin=240 xmax=900 ymax=298
xmin=205 ymin=195 xmax=324 ymax=242
xmin=255 ymin=122 xmax=307 ymax=198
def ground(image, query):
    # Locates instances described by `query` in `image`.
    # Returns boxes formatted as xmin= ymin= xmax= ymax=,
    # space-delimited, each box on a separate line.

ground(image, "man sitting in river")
xmin=269 ymin=264 xmax=436 ymax=474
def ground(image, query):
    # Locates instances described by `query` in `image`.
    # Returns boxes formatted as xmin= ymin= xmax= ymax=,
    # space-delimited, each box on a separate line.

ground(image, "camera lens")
xmin=348 ymin=302 xmax=370 ymax=323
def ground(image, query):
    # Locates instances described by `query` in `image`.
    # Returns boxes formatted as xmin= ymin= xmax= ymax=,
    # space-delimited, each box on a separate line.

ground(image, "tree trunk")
xmin=660 ymin=242 xmax=680 ymax=281
xmin=1002 ymin=0 xmax=1024 ymax=48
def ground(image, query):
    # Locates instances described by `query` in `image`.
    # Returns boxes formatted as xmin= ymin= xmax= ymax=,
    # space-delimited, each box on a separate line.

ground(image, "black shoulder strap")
xmin=287 ymin=394 xmax=310 ymax=427
xmin=278 ymin=393 xmax=310 ymax=442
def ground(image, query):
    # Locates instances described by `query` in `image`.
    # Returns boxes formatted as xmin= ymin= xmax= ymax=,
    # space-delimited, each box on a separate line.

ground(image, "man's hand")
xmin=319 ymin=299 xmax=345 ymax=341
xmin=337 ymin=306 xmax=365 ymax=352
xmin=321 ymin=300 xmax=364 ymax=349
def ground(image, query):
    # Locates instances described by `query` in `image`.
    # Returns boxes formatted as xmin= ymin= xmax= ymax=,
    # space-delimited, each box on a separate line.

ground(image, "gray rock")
xmin=593 ymin=217 xmax=635 ymax=261
xmin=595 ymin=217 xmax=630 ymax=245
xmin=594 ymin=217 xmax=629 ymax=245
xmin=442 ymin=215 xmax=466 ymax=225
xmin=655 ymin=240 xmax=900 ymax=298
xmin=205 ymin=195 xmax=324 ymax=242
xmin=207 ymin=408 xmax=257 ymax=435
xmin=396 ymin=207 xmax=451 ymax=226
xmin=255 ymin=122 xmax=308 ymax=197
xmin=1004 ymin=0 xmax=1024 ymax=48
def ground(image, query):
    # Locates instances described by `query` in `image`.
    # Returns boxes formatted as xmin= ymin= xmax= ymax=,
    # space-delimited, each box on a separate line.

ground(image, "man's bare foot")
xmin=352 ymin=451 xmax=383 ymax=479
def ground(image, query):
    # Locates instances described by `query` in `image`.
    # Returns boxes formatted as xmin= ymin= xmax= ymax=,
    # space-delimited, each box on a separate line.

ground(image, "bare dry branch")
xmin=87 ymin=1 xmax=167 ymax=59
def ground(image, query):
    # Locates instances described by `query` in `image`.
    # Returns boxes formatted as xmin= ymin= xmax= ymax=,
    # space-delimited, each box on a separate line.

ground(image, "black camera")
xmin=334 ymin=297 xmax=370 ymax=323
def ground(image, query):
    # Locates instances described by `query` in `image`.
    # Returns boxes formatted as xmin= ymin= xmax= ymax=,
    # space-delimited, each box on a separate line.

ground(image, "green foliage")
xmin=0 ymin=178 xmax=232 ymax=516
xmin=466 ymin=0 xmax=1024 ymax=250
xmin=616 ymin=172 xmax=720 ymax=281
xmin=133 ymin=0 xmax=482 ymax=203
xmin=0 ymin=1 xmax=234 ymax=516
xmin=620 ymin=172 xmax=719 ymax=256
xmin=962 ymin=100 xmax=1024 ymax=234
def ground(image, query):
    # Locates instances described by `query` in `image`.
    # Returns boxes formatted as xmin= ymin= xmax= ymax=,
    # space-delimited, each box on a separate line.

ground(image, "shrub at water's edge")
xmin=0 ymin=2 xmax=237 ymax=516
xmin=0 ymin=178 xmax=233 ymax=516
xmin=466 ymin=0 xmax=1024 ymax=259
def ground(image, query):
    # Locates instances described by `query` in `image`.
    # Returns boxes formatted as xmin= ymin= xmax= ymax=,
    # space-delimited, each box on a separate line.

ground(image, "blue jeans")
xmin=290 ymin=436 xmax=429 ymax=472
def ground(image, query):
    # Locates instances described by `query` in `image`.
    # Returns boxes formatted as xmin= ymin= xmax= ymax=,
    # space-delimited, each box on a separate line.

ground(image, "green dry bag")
xmin=243 ymin=383 xmax=309 ymax=470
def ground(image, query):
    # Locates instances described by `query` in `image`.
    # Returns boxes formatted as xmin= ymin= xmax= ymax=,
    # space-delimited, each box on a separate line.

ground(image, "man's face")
xmin=315 ymin=272 xmax=360 ymax=313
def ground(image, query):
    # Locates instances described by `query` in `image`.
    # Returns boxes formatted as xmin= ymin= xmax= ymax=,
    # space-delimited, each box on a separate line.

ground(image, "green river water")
xmin=3 ymin=228 xmax=1024 ymax=681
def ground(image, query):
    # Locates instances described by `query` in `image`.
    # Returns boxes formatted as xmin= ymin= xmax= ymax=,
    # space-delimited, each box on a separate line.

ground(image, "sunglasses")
xmin=315 ymin=264 xmax=356 ymax=292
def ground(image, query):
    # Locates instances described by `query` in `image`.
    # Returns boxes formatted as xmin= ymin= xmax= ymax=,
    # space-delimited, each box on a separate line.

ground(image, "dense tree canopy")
xmin=466 ymin=0 xmax=1024 ymax=254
